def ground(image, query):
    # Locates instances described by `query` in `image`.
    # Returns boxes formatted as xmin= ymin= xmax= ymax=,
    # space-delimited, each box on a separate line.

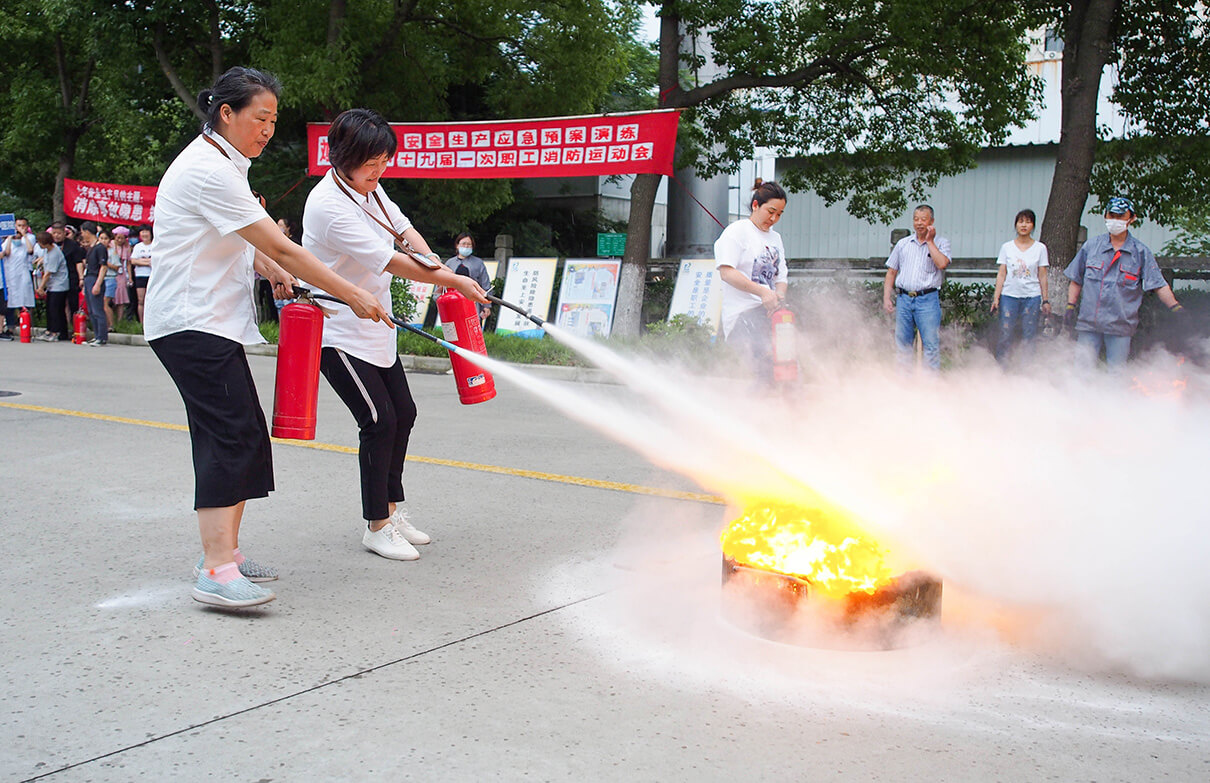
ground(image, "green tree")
xmin=1039 ymin=0 xmax=1210 ymax=271
xmin=613 ymin=0 xmax=1040 ymax=338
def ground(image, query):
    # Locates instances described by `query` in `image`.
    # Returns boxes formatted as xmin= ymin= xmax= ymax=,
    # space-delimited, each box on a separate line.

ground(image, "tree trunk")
xmin=615 ymin=172 xmax=661 ymax=338
xmin=153 ymin=24 xmax=205 ymax=121
xmin=204 ymin=0 xmax=224 ymax=82
xmin=613 ymin=1 xmax=682 ymax=338
xmin=1040 ymin=0 xmax=1121 ymax=295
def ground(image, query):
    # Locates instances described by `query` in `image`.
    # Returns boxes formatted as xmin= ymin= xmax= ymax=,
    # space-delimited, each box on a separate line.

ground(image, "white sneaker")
xmin=389 ymin=506 xmax=431 ymax=545
xmin=363 ymin=522 xmax=419 ymax=560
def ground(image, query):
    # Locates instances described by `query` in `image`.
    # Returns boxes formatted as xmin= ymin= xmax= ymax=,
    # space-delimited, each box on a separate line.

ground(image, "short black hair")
xmin=1014 ymin=208 xmax=1036 ymax=226
xmin=327 ymin=108 xmax=397 ymax=178
xmin=914 ymin=204 xmax=935 ymax=219
xmin=750 ymin=180 xmax=787 ymax=208
xmin=455 ymin=232 xmax=475 ymax=246
xmin=197 ymin=66 xmax=282 ymax=132
xmin=15 ymin=215 xmax=27 ymax=223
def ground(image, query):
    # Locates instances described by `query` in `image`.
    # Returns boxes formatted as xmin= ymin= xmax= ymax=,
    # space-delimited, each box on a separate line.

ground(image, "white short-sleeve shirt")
xmin=996 ymin=239 xmax=1049 ymax=299
xmin=143 ymin=129 xmax=270 ymax=344
xmin=131 ymin=241 xmax=152 ymax=277
xmin=302 ymin=171 xmax=413 ymax=367
xmin=713 ymin=218 xmax=787 ymax=337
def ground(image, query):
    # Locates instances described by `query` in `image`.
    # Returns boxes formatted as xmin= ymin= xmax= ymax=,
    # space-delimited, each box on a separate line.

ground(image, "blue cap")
xmin=1106 ymin=196 xmax=1135 ymax=215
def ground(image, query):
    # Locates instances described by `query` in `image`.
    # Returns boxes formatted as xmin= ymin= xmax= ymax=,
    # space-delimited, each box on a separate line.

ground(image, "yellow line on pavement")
xmin=0 ymin=401 xmax=721 ymax=504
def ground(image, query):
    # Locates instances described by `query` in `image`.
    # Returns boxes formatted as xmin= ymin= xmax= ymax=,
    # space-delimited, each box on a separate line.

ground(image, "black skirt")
xmin=150 ymin=330 xmax=274 ymax=509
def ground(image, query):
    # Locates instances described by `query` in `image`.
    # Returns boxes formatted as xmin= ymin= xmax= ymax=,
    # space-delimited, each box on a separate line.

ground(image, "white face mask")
xmin=1105 ymin=218 xmax=1129 ymax=236
xmin=457 ymin=246 xmax=473 ymax=257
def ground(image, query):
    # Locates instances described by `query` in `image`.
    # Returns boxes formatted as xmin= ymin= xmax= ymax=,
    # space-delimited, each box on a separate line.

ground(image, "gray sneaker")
xmin=194 ymin=556 xmax=278 ymax=583
xmin=192 ymin=572 xmax=275 ymax=607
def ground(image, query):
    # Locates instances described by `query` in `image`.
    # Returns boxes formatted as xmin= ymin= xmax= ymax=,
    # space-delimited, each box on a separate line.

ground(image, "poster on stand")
xmin=495 ymin=258 xmax=557 ymax=337
xmin=403 ymin=280 xmax=435 ymax=325
xmin=554 ymin=259 xmax=621 ymax=339
xmin=666 ymin=259 xmax=722 ymax=331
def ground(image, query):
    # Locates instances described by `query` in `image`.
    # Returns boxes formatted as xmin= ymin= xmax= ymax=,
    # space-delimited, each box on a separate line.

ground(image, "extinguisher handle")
xmin=292 ymin=285 xmax=458 ymax=352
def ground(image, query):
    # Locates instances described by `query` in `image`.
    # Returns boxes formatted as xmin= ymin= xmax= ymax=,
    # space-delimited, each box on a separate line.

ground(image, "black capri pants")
xmin=150 ymin=330 xmax=275 ymax=509
xmin=320 ymin=348 xmax=416 ymax=521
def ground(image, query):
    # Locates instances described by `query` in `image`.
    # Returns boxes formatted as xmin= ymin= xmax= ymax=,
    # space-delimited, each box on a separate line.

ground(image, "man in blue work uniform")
xmin=1063 ymin=197 xmax=1182 ymax=368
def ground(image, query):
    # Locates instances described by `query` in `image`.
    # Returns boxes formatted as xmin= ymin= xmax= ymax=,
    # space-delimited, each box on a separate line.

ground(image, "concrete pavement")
xmin=1 ymin=340 xmax=1208 ymax=782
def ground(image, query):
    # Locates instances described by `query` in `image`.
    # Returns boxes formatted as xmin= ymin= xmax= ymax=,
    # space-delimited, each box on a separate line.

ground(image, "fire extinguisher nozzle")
xmin=486 ymin=292 xmax=546 ymax=327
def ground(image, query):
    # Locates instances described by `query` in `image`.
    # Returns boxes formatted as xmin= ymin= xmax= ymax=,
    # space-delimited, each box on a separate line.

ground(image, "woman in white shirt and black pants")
xmin=145 ymin=68 xmax=389 ymax=608
xmin=303 ymin=108 xmax=488 ymax=561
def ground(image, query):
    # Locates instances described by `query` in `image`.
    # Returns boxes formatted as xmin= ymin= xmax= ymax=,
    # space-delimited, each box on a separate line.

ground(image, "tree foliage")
xmin=1033 ymin=0 xmax=1210 ymax=268
xmin=1089 ymin=1 xmax=1210 ymax=242
xmin=670 ymin=0 xmax=1042 ymax=221
xmin=612 ymin=0 xmax=1045 ymax=337
xmin=0 ymin=0 xmax=642 ymax=246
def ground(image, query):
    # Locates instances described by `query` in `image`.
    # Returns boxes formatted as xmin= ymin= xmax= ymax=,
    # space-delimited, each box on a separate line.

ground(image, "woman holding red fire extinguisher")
xmin=146 ymin=67 xmax=390 ymax=609
xmin=302 ymin=108 xmax=488 ymax=561
xmin=715 ymin=180 xmax=789 ymax=385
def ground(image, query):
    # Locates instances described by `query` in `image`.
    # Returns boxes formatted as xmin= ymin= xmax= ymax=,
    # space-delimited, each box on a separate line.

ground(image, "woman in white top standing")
xmin=303 ymin=108 xmax=488 ymax=561
xmin=990 ymin=208 xmax=1050 ymax=365
xmin=145 ymin=67 xmax=389 ymax=608
xmin=714 ymin=181 xmax=789 ymax=384
xmin=129 ymin=225 xmax=153 ymax=322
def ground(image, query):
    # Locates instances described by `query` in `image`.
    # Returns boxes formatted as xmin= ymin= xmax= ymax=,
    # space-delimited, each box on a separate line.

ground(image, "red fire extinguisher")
xmin=73 ymin=307 xmax=88 ymax=344
xmin=271 ymin=302 xmax=325 ymax=440
xmin=18 ymin=308 xmax=32 ymax=343
xmin=78 ymin=289 xmax=88 ymax=316
xmin=770 ymin=306 xmax=798 ymax=384
xmin=435 ymin=289 xmax=496 ymax=405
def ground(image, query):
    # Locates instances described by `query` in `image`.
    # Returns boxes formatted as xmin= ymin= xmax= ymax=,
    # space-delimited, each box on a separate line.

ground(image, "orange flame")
xmin=1129 ymin=363 xmax=1188 ymax=399
xmin=720 ymin=504 xmax=893 ymax=599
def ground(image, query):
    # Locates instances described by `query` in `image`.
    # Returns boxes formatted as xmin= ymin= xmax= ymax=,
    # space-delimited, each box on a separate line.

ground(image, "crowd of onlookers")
xmin=1 ymin=217 xmax=153 ymax=344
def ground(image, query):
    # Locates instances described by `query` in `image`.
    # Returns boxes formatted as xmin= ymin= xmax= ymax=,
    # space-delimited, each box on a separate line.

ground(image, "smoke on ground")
xmin=483 ymin=286 xmax=1210 ymax=681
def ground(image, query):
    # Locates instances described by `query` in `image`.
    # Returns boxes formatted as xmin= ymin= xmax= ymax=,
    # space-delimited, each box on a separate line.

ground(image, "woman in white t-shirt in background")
xmin=714 ymin=181 xmax=788 ymax=384
xmin=990 ymin=208 xmax=1050 ymax=365
xmin=145 ymin=67 xmax=388 ymax=608
xmin=130 ymin=225 xmax=153 ymax=322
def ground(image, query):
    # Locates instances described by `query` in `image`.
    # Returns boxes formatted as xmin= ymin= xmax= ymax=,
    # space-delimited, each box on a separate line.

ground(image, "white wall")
xmin=774 ymin=145 xmax=1180 ymax=260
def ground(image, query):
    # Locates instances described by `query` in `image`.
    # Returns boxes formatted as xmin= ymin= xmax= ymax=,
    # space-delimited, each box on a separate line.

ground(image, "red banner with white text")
xmin=306 ymin=110 xmax=680 ymax=179
xmin=64 ymin=178 xmax=158 ymax=225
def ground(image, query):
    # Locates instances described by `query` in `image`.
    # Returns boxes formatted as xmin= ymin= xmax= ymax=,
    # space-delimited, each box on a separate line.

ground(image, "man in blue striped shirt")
xmin=882 ymin=205 xmax=952 ymax=370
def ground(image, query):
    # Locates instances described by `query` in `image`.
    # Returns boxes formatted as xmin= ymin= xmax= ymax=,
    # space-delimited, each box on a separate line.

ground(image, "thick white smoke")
xmin=482 ymin=286 xmax=1210 ymax=681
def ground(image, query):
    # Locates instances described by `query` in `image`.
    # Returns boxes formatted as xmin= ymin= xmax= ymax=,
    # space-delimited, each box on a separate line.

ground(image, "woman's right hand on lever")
xmin=345 ymin=285 xmax=392 ymax=323
xmin=450 ymin=275 xmax=490 ymax=305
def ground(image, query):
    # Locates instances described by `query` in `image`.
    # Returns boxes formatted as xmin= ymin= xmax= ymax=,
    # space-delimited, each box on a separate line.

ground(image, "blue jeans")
xmin=83 ymin=276 xmax=108 ymax=343
xmin=1076 ymin=331 xmax=1131 ymax=369
xmin=895 ymin=290 xmax=942 ymax=370
xmin=727 ymin=307 xmax=773 ymax=385
xmin=995 ymin=295 xmax=1041 ymax=364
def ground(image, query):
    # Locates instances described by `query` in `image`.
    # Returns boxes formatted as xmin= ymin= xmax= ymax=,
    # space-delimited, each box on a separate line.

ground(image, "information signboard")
xmin=666 ymin=259 xmax=723 ymax=331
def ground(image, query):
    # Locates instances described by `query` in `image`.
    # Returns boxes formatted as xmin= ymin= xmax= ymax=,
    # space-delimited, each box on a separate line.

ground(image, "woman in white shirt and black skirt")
xmin=145 ymin=67 xmax=389 ymax=608
xmin=303 ymin=108 xmax=488 ymax=561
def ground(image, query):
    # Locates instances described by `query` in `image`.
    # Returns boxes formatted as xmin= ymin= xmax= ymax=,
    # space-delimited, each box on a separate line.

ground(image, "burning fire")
xmin=1130 ymin=356 xmax=1188 ymax=399
xmin=720 ymin=504 xmax=893 ymax=599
